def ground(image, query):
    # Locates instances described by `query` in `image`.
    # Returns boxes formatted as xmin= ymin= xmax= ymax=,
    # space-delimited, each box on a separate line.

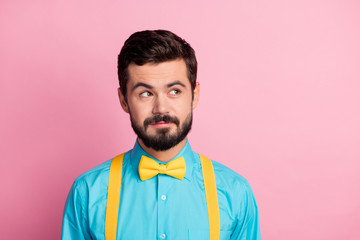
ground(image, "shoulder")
xmin=76 ymin=159 xmax=112 ymax=181
xmin=203 ymin=155 xmax=259 ymax=218
xmin=71 ymin=151 xmax=132 ymax=190
xmin=212 ymin=159 xmax=252 ymax=190
xmin=70 ymin=158 xmax=113 ymax=195
xmin=196 ymin=153 xmax=253 ymax=193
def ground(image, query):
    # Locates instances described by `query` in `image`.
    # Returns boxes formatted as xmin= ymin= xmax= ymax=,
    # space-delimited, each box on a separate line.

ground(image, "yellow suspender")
xmin=199 ymin=154 xmax=221 ymax=240
xmin=105 ymin=153 xmax=124 ymax=240
xmin=104 ymin=153 xmax=220 ymax=240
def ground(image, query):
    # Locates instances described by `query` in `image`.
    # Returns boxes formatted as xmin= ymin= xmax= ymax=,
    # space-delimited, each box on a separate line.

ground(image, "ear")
xmin=118 ymin=88 xmax=129 ymax=113
xmin=192 ymin=82 xmax=200 ymax=109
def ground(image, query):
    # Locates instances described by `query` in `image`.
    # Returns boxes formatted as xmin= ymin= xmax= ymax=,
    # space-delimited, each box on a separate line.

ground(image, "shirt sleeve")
xmin=61 ymin=179 xmax=92 ymax=240
xmin=230 ymin=181 xmax=261 ymax=240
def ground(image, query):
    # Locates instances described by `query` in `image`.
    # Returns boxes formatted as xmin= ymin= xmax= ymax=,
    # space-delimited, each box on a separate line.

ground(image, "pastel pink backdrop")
xmin=1 ymin=0 xmax=359 ymax=239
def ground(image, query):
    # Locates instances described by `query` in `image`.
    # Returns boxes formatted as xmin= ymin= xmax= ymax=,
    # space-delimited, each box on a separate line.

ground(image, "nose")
xmin=152 ymin=94 xmax=170 ymax=115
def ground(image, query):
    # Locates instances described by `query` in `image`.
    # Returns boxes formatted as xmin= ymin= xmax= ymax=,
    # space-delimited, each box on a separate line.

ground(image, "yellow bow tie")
xmin=138 ymin=155 xmax=186 ymax=181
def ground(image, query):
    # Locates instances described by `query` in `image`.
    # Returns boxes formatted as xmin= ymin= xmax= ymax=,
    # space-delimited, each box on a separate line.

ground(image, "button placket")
xmin=157 ymin=172 xmax=177 ymax=240
xmin=157 ymin=174 xmax=168 ymax=240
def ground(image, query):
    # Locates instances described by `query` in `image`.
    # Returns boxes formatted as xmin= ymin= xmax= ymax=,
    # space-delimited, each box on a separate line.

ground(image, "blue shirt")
xmin=61 ymin=139 xmax=261 ymax=240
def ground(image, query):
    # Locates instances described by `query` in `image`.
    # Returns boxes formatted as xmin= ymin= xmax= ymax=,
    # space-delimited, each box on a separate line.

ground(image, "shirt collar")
xmin=130 ymin=138 xmax=194 ymax=182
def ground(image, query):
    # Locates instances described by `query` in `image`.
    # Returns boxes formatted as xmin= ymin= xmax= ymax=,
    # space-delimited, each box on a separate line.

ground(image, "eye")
xmin=140 ymin=91 xmax=153 ymax=97
xmin=169 ymin=89 xmax=181 ymax=96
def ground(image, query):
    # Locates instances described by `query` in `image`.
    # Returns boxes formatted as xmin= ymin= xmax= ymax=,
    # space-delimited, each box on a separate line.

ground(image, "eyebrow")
xmin=132 ymin=81 xmax=186 ymax=91
xmin=167 ymin=81 xmax=186 ymax=88
xmin=132 ymin=82 xmax=154 ymax=91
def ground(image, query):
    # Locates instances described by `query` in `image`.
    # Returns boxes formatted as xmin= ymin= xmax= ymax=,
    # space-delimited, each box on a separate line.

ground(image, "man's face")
xmin=118 ymin=59 xmax=200 ymax=151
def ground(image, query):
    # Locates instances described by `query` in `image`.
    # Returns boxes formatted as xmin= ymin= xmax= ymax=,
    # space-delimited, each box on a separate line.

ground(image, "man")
xmin=61 ymin=30 xmax=261 ymax=240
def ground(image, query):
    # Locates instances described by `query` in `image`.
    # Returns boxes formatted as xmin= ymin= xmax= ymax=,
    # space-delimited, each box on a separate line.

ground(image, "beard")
xmin=130 ymin=112 xmax=193 ymax=151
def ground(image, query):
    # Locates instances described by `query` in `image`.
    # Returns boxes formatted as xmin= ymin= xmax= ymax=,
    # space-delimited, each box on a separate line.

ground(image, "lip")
xmin=149 ymin=121 xmax=174 ymax=128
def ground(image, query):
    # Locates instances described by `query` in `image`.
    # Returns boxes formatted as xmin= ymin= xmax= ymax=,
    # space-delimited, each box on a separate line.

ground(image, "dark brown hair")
xmin=117 ymin=30 xmax=197 ymax=98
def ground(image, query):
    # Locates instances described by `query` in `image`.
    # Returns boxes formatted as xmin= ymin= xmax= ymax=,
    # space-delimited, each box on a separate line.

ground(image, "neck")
xmin=138 ymin=138 xmax=187 ymax=162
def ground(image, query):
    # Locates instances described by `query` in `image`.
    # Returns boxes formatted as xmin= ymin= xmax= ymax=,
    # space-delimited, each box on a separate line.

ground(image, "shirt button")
xmin=160 ymin=233 xmax=166 ymax=239
xmin=161 ymin=195 xmax=166 ymax=200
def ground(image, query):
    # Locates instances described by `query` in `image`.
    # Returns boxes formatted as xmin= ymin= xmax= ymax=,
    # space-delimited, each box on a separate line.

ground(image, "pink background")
xmin=1 ymin=0 xmax=359 ymax=239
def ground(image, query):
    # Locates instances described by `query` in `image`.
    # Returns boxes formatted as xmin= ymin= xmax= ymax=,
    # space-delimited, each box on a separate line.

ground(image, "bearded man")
xmin=61 ymin=30 xmax=261 ymax=240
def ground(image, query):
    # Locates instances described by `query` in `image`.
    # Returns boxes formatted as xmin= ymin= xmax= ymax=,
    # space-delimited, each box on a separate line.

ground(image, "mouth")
xmin=144 ymin=115 xmax=180 ymax=131
xmin=149 ymin=121 xmax=174 ymax=128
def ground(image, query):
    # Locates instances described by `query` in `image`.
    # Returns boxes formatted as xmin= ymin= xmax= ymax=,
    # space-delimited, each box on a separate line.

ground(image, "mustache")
xmin=144 ymin=115 xmax=180 ymax=128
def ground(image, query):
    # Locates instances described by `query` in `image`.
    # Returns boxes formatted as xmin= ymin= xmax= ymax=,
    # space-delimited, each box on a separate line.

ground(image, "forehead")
xmin=127 ymin=59 xmax=189 ymax=88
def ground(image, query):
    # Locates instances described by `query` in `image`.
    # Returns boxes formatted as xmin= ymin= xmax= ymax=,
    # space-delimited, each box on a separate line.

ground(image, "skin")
xmin=118 ymin=58 xmax=200 ymax=162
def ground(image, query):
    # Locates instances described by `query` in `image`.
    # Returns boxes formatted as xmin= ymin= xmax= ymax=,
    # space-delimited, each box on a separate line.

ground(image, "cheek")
xmin=128 ymin=102 xmax=151 ymax=122
xmin=174 ymin=102 xmax=192 ymax=119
